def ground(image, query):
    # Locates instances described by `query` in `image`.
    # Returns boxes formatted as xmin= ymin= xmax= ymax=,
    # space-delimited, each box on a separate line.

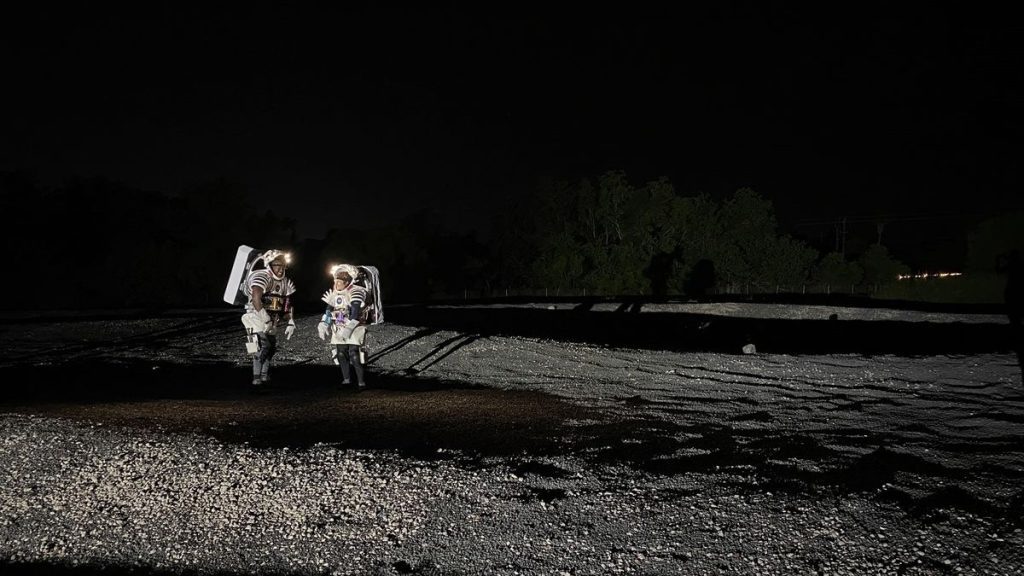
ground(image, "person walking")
xmin=318 ymin=264 xmax=369 ymax=390
xmin=241 ymin=249 xmax=297 ymax=389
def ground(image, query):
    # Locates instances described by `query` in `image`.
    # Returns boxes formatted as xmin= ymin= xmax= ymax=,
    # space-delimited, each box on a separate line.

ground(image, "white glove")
xmin=284 ymin=319 xmax=296 ymax=340
xmin=339 ymin=318 xmax=359 ymax=340
xmin=316 ymin=322 xmax=330 ymax=341
xmin=321 ymin=290 xmax=340 ymax=306
xmin=241 ymin=310 xmax=268 ymax=333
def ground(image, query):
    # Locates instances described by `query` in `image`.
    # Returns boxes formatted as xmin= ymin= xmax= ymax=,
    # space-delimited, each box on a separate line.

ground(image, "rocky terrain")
xmin=1 ymin=301 xmax=1022 ymax=575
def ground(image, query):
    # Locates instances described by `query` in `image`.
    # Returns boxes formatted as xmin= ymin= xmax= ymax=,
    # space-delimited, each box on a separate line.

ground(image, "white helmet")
xmin=261 ymin=249 xmax=291 ymax=280
xmin=329 ymin=263 xmax=360 ymax=283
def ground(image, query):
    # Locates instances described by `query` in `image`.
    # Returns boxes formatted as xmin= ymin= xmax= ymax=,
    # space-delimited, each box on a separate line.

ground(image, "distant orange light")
xmin=897 ymin=272 xmax=963 ymax=281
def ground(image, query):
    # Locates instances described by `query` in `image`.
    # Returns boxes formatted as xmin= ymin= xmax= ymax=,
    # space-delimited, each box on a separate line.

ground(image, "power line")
xmin=789 ymin=211 xmax=984 ymax=227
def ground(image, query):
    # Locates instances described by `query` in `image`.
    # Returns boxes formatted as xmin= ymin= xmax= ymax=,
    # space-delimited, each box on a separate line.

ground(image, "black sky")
xmin=3 ymin=4 xmax=1021 ymax=242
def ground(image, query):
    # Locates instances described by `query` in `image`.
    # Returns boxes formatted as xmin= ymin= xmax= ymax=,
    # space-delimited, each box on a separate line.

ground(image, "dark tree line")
xmin=1 ymin=172 xmax=486 ymax=310
xmin=2 ymin=172 xmax=298 ymax=310
xmin=483 ymin=171 xmax=918 ymax=298
xmin=4 ymin=170 xmax=1016 ymax=310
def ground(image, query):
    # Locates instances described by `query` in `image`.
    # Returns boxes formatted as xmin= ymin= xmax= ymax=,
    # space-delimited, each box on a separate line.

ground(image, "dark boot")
xmin=347 ymin=345 xmax=366 ymax=389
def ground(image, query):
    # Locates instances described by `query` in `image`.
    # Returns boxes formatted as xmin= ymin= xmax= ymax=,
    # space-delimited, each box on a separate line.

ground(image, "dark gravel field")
xmin=1 ymin=301 xmax=1022 ymax=575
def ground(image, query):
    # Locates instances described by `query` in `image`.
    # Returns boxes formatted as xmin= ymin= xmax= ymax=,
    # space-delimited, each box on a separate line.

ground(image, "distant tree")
xmin=640 ymin=178 xmax=684 ymax=255
xmin=640 ymin=178 xmax=685 ymax=297
xmin=761 ymin=235 xmax=818 ymax=289
xmin=812 ymin=252 xmax=864 ymax=291
xmin=577 ymin=171 xmax=659 ymax=295
xmin=529 ymin=177 xmax=586 ymax=293
xmin=511 ymin=175 xmax=825 ymax=298
xmin=712 ymin=188 xmax=818 ymax=291
xmin=519 ymin=171 xmax=647 ymax=295
xmin=675 ymin=193 xmax=720 ymax=261
xmin=668 ymin=194 xmax=720 ymax=293
xmin=713 ymin=188 xmax=774 ymax=289
xmin=858 ymin=244 xmax=910 ymax=287
xmin=535 ymin=229 xmax=586 ymax=292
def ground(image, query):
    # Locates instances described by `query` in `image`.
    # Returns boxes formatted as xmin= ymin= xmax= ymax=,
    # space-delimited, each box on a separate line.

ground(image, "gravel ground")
xmin=1 ymin=303 xmax=1022 ymax=575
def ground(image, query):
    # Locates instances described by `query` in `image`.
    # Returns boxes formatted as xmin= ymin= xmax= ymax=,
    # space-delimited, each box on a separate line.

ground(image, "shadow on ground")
xmin=0 ymin=360 xmax=592 ymax=460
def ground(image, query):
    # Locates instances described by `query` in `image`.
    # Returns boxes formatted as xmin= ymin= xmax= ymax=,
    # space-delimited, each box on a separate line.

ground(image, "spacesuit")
xmin=318 ymin=264 xmax=368 ymax=389
xmin=241 ymin=249 xmax=296 ymax=387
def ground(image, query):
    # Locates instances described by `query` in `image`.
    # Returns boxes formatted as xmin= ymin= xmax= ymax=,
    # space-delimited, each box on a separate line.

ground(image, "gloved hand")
xmin=339 ymin=318 xmax=359 ymax=340
xmin=321 ymin=290 xmax=341 ymax=306
xmin=241 ymin=310 xmax=268 ymax=333
xmin=284 ymin=319 xmax=296 ymax=340
xmin=316 ymin=321 xmax=330 ymax=341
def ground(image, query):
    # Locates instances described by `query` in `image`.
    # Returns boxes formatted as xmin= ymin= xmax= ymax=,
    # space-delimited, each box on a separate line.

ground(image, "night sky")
xmin=3 ymin=5 xmax=1020 ymax=251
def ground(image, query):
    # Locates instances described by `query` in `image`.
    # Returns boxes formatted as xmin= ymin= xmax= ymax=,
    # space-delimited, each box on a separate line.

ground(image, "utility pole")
xmin=835 ymin=218 xmax=847 ymax=256
xmin=841 ymin=217 xmax=847 ymax=257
